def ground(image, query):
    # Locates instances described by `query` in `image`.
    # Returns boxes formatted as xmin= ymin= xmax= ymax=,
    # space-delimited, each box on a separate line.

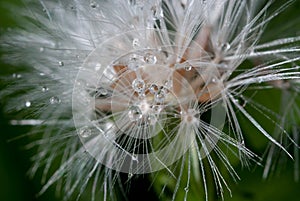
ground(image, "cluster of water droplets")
xmin=127 ymin=48 xmax=158 ymax=71
xmin=128 ymin=77 xmax=172 ymax=125
xmin=129 ymin=0 xmax=164 ymax=29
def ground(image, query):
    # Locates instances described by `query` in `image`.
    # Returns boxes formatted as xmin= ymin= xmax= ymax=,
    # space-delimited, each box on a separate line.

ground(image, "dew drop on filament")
xmin=132 ymin=78 xmax=145 ymax=93
xmin=151 ymin=5 xmax=163 ymax=20
xmin=128 ymin=54 xmax=140 ymax=70
xmin=132 ymin=154 xmax=138 ymax=162
xmin=128 ymin=105 xmax=142 ymax=121
xmin=147 ymin=114 xmax=157 ymax=125
xmin=221 ymin=42 xmax=231 ymax=52
xmin=95 ymin=63 xmax=101 ymax=71
xmin=79 ymin=126 xmax=92 ymax=138
xmin=149 ymin=83 xmax=159 ymax=94
xmin=25 ymin=101 xmax=31 ymax=107
xmin=132 ymin=38 xmax=140 ymax=48
xmin=90 ymin=1 xmax=97 ymax=8
xmin=154 ymin=88 xmax=166 ymax=103
xmin=12 ymin=73 xmax=22 ymax=78
xmin=42 ymin=86 xmax=49 ymax=92
xmin=144 ymin=53 xmax=157 ymax=64
xmin=49 ymin=96 xmax=61 ymax=104
xmin=98 ymin=88 xmax=108 ymax=96
xmin=184 ymin=63 xmax=192 ymax=71
xmin=58 ymin=61 xmax=64 ymax=67
xmin=151 ymin=105 xmax=162 ymax=114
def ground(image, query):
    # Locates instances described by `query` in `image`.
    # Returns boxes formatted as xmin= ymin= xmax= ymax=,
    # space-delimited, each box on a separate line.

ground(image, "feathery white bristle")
xmin=1 ymin=0 xmax=300 ymax=200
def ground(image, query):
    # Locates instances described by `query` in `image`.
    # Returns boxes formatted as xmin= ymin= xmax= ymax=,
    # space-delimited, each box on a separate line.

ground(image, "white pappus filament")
xmin=1 ymin=0 xmax=300 ymax=201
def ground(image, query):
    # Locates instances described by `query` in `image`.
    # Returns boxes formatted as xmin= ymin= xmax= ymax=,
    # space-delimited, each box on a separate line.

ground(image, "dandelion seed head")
xmin=1 ymin=0 xmax=300 ymax=200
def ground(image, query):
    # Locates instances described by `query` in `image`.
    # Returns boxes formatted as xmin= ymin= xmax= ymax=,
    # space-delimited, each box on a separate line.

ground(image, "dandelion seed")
xmin=1 ymin=0 xmax=300 ymax=201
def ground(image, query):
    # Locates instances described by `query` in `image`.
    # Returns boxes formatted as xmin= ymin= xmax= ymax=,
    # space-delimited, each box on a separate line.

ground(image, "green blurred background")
xmin=1 ymin=0 xmax=300 ymax=201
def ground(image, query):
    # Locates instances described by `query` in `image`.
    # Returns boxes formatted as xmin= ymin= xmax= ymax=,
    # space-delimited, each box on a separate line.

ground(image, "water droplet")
xmin=128 ymin=105 xmax=142 ymax=121
xmin=151 ymin=105 xmax=162 ymax=114
xmin=128 ymin=54 xmax=140 ymax=70
xmin=95 ymin=63 xmax=101 ymax=71
xmin=154 ymin=87 xmax=167 ymax=103
xmin=132 ymin=154 xmax=138 ymax=162
xmin=184 ymin=187 xmax=189 ymax=192
xmin=128 ymin=172 xmax=133 ymax=179
xmin=221 ymin=43 xmax=231 ymax=52
xmin=149 ymin=83 xmax=159 ymax=94
xmin=132 ymin=38 xmax=140 ymax=48
xmin=79 ymin=126 xmax=92 ymax=138
xmin=232 ymin=98 xmax=240 ymax=104
xmin=42 ymin=86 xmax=49 ymax=92
xmin=90 ymin=1 xmax=97 ymax=8
xmin=58 ymin=61 xmax=64 ymax=67
xmin=25 ymin=101 xmax=31 ymax=107
xmin=98 ymin=88 xmax=108 ymax=96
xmin=164 ymin=79 xmax=173 ymax=89
xmin=184 ymin=63 xmax=192 ymax=71
xmin=130 ymin=0 xmax=144 ymax=8
xmin=12 ymin=73 xmax=22 ymax=78
xmin=49 ymin=96 xmax=61 ymax=104
xmin=211 ymin=77 xmax=218 ymax=83
xmin=129 ymin=54 xmax=138 ymax=62
xmin=151 ymin=5 xmax=163 ymax=20
xmin=39 ymin=47 xmax=44 ymax=52
xmin=132 ymin=79 xmax=145 ymax=93
xmin=144 ymin=53 xmax=157 ymax=64
xmin=147 ymin=114 xmax=157 ymax=125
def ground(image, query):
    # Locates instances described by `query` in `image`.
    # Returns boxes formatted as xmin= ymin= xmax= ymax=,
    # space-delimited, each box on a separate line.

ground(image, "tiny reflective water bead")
xmin=98 ymin=88 xmax=108 ymax=96
xmin=128 ymin=105 xmax=142 ymax=121
xmin=12 ymin=73 xmax=22 ymax=78
xmin=163 ymin=79 xmax=173 ymax=89
xmin=79 ymin=126 xmax=92 ymax=138
xmin=149 ymin=83 xmax=159 ymax=94
xmin=147 ymin=114 xmax=157 ymax=125
xmin=90 ymin=1 xmax=97 ymax=8
xmin=221 ymin=42 xmax=231 ymax=51
xmin=128 ymin=54 xmax=140 ymax=70
xmin=211 ymin=77 xmax=217 ymax=83
xmin=184 ymin=63 xmax=192 ymax=71
xmin=132 ymin=154 xmax=138 ymax=162
xmin=151 ymin=5 xmax=163 ymax=20
xmin=25 ymin=101 xmax=31 ymax=107
xmin=154 ymin=87 xmax=167 ymax=103
xmin=58 ymin=61 xmax=64 ymax=66
xmin=144 ymin=53 xmax=157 ymax=64
xmin=128 ymin=172 xmax=133 ymax=179
xmin=95 ymin=63 xmax=101 ymax=71
xmin=132 ymin=78 xmax=145 ymax=93
xmin=42 ymin=86 xmax=49 ymax=92
xmin=132 ymin=38 xmax=140 ymax=48
xmin=49 ymin=96 xmax=61 ymax=104
xmin=151 ymin=104 xmax=162 ymax=114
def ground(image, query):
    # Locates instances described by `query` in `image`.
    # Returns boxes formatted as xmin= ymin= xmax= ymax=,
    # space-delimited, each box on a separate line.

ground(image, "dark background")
xmin=1 ymin=0 xmax=300 ymax=201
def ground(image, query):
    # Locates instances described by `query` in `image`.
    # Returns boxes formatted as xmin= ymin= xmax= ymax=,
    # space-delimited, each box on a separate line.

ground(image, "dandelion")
xmin=1 ymin=0 xmax=300 ymax=201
